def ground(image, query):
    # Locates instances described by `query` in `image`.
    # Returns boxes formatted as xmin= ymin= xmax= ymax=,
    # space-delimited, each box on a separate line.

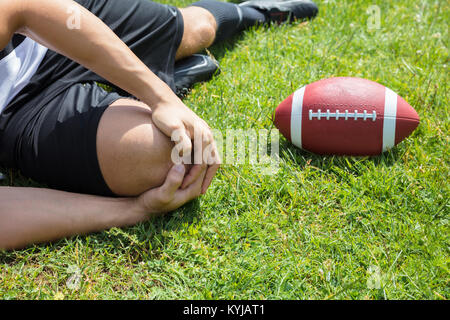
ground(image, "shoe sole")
xmin=239 ymin=0 xmax=318 ymax=22
xmin=174 ymin=54 xmax=220 ymax=97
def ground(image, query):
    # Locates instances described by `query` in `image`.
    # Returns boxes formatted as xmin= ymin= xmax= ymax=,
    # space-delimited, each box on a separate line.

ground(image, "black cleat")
xmin=239 ymin=0 xmax=318 ymax=23
xmin=174 ymin=54 xmax=220 ymax=98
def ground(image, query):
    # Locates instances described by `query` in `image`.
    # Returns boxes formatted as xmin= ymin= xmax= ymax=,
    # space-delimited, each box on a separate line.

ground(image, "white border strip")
xmin=382 ymin=88 xmax=398 ymax=152
xmin=290 ymin=86 xmax=306 ymax=148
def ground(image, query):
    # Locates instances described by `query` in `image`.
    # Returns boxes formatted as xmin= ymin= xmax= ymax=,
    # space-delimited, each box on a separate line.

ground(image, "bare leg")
xmin=96 ymin=99 xmax=188 ymax=197
xmin=176 ymin=7 xmax=217 ymax=60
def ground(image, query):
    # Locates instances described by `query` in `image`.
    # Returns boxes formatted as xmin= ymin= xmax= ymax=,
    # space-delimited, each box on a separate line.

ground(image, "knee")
xmin=194 ymin=17 xmax=217 ymax=47
xmin=96 ymin=100 xmax=178 ymax=197
xmin=181 ymin=7 xmax=217 ymax=48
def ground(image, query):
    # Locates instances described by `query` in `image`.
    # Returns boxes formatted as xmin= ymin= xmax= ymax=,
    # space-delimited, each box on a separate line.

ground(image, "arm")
xmin=0 ymin=187 xmax=140 ymax=250
xmin=0 ymin=164 xmax=206 ymax=250
xmin=0 ymin=0 xmax=220 ymax=192
xmin=1 ymin=0 xmax=175 ymax=110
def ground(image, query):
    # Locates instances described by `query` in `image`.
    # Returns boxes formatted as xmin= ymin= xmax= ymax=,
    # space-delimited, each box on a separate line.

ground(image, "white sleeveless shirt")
xmin=0 ymin=36 xmax=48 ymax=114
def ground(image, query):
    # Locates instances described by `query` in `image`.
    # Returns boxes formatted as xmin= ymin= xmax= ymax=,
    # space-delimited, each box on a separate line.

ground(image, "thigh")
xmin=2 ymin=83 xmax=122 ymax=196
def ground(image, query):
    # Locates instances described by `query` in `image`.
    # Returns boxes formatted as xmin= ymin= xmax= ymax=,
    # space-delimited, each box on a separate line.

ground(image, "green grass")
xmin=1 ymin=0 xmax=449 ymax=299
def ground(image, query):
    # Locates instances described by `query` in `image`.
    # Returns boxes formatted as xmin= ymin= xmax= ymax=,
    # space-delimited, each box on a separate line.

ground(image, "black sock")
xmin=191 ymin=0 xmax=266 ymax=43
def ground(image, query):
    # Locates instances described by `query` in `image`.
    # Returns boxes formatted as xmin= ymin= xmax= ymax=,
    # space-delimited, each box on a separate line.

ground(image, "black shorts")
xmin=0 ymin=0 xmax=184 ymax=196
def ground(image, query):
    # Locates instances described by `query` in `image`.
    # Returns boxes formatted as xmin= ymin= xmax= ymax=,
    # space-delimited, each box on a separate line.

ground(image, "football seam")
xmin=275 ymin=114 xmax=419 ymax=121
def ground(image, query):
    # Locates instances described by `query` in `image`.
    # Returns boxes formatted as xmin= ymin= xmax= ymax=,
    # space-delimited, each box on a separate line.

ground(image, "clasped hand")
xmin=137 ymin=101 xmax=221 ymax=214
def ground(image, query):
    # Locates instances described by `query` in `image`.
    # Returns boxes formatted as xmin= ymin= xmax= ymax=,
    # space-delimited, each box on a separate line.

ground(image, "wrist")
xmin=146 ymin=95 xmax=182 ymax=111
xmin=125 ymin=196 xmax=162 ymax=223
xmin=121 ymin=197 xmax=147 ymax=223
xmin=135 ymin=76 xmax=180 ymax=110
xmin=105 ymin=197 xmax=150 ymax=228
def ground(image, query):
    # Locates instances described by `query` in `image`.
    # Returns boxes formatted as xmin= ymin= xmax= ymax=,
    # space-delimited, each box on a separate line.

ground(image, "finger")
xmin=178 ymin=130 xmax=193 ymax=164
xmin=152 ymin=114 xmax=181 ymax=139
xmin=189 ymin=121 xmax=211 ymax=147
xmin=190 ymin=164 xmax=208 ymax=198
xmin=181 ymin=127 xmax=211 ymax=189
xmin=156 ymin=118 xmax=192 ymax=164
xmin=201 ymin=132 xmax=214 ymax=163
xmin=194 ymin=125 xmax=215 ymax=164
xmin=201 ymin=163 xmax=220 ymax=194
xmin=181 ymin=163 xmax=207 ymax=189
xmin=176 ymin=164 xmax=208 ymax=203
xmin=192 ymin=127 xmax=204 ymax=166
xmin=200 ymin=139 xmax=221 ymax=192
xmin=204 ymin=139 xmax=220 ymax=165
xmin=159 ymin=164 xmax=186 ymax=197
xmin=202 ymin=128 xmax=213 ymax=146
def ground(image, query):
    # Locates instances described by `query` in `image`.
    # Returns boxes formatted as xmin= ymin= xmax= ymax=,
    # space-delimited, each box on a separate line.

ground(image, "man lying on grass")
xmin=0 ymin=0 xmax=318 ymax=249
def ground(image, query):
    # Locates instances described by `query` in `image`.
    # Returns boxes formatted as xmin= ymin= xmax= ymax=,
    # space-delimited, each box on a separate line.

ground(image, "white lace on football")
xmin=309 ymin=109 xmax=377 ymax=121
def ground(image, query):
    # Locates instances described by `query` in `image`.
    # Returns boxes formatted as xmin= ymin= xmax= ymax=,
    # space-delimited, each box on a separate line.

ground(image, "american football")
xmin=273 ymin=77 xmax=420 ymax=156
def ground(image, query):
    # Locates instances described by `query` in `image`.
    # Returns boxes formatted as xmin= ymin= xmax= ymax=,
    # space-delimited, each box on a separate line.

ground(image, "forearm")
xmin=11 ymin=0 xmax=179 ymax=108
xmin=0 ymin=187 xmax=147 ymax=250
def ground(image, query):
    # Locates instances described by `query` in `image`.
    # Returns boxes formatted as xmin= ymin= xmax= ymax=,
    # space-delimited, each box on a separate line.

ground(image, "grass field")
xmin=0 ymin=0 xmax=448 ymax=300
